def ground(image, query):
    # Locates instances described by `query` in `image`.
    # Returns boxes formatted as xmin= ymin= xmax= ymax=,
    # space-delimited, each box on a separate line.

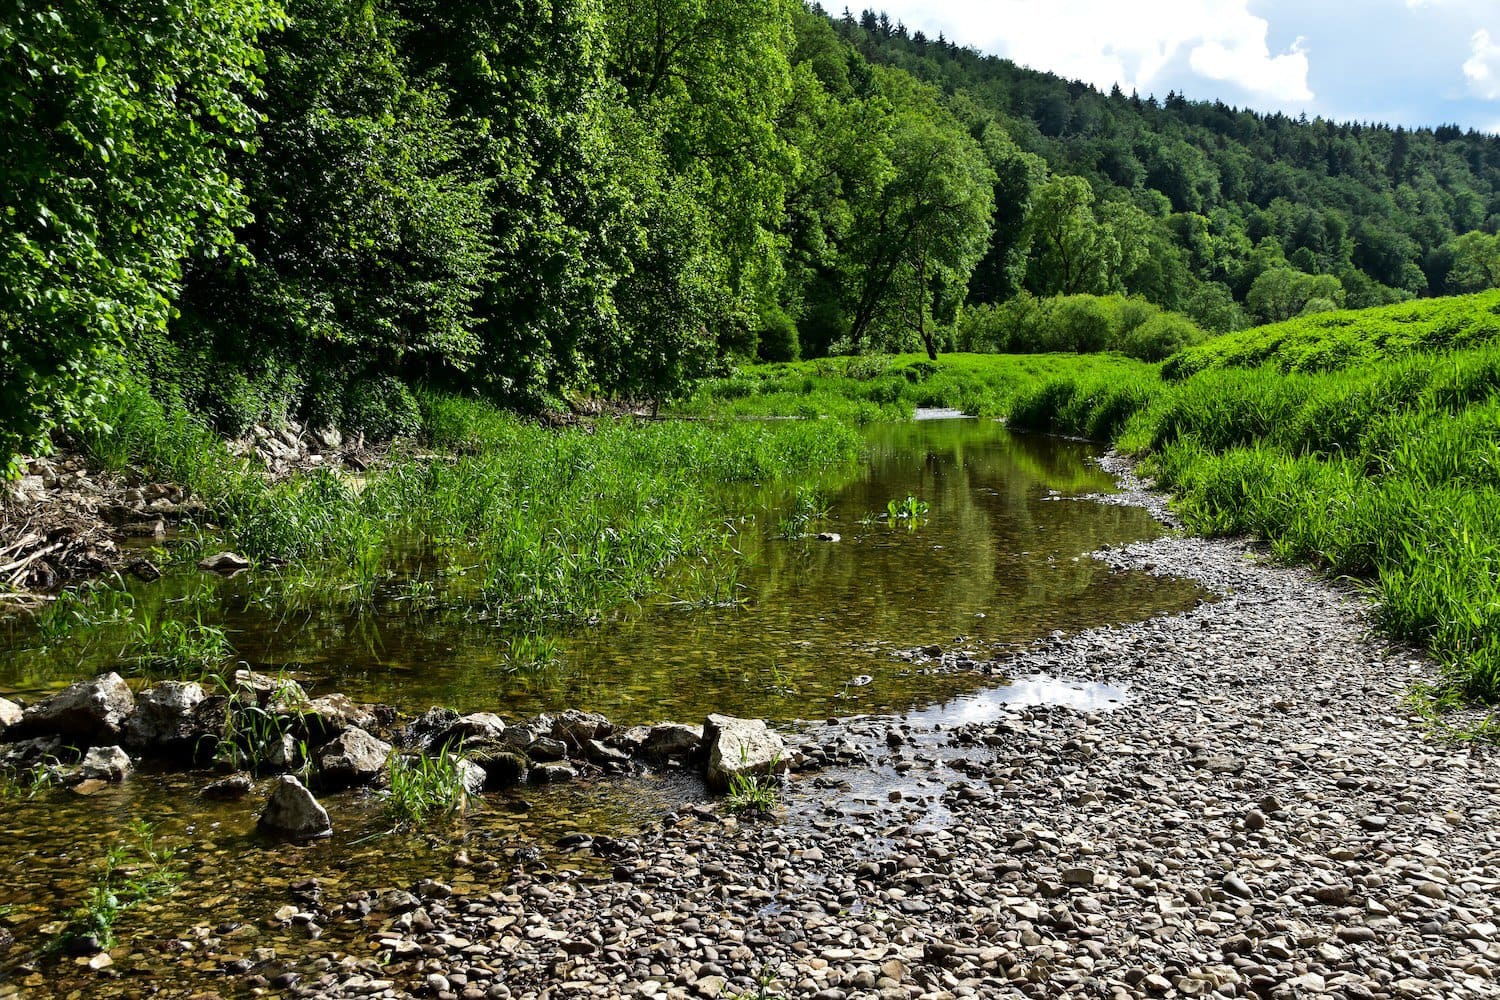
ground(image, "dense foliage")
xmin=12 ymin=1 xmax=1500 ymax=467
xmin=842 ymin=10 xmax=1500 ymax=330
xmin=1 ymin=0 xmax=278 ymax=473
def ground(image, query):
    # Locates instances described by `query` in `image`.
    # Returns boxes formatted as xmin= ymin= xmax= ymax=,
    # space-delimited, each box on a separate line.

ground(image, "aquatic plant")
xmin=37 ymin=385 xmax=862 ymax=688
xmin=385 ymin=745 xmax=470 ymax=828
xmin=0 ymin=764 xmax=53 ymax=801
xmin=502 ymin=632 xmax=562 ymax=675
xmin=669 ymin=552 xmax=745 ymax=610
xmin=209 ymin=670 xmax=310 ymax=773
xmin=29 ymin=575 xmax=137 ymax=647
xmin=58 ymin=820 xmax=182 ymax=951
xmin=776 ymin=487 xmax=830 ymax=539
xmin=124 ymin=611 xmax=233 ymax=678
xmin=724 ymin=748 xmax=783 ymax=816
xmin=886 ymin=495 xmax=929 ymax=522
xmin=741 ymin=660 xmax=798 ymax=697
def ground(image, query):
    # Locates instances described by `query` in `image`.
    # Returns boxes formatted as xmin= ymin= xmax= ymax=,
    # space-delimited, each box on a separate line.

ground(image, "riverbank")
xmin=61 ymin=454 xmax=1494 ymax=1000
xmin=1003 ymin=293 xmax=1500 ymax=710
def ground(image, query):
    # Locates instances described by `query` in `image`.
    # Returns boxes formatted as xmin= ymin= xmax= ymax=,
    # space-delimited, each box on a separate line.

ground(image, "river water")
xmin=0 ymin=419 xmax=1205 ymax=996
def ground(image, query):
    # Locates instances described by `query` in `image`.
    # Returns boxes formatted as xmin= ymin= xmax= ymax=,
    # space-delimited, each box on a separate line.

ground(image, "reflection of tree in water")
xmin=0 ymin=422 xmax=1204 ymax=724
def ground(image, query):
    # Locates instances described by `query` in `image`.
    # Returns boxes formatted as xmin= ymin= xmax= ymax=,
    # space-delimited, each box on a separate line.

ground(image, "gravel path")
xmin=263 ymin=456 xmax=1500 ymax=1000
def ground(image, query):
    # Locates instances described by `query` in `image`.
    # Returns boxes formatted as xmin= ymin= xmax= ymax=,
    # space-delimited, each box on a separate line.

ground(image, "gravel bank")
xmin=227 ymin=455 xmax=1500 ymax=999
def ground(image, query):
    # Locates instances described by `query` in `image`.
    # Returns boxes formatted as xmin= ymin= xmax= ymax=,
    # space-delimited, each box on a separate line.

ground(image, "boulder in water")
xmin=258 ymin=775 xmax=332 ymax=839
xmin=14 ymin=673 xmax=134 ymax=743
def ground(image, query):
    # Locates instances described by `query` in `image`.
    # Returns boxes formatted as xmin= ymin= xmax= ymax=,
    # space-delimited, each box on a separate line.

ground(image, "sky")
xmin=861 ymin=0 xmax=1500 ymax=133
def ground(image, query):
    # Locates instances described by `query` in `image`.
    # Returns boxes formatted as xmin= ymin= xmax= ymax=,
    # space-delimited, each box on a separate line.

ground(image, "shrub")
xmin=1047 ymin=296 xmax=1114 ymax=352
xmin=1121 ymin=313 xmax=1206 ymax=362
xmin=756 ymin=306 xmax=801 ymax=363
xmin=344 ymin=376 xmax=422 ymax=441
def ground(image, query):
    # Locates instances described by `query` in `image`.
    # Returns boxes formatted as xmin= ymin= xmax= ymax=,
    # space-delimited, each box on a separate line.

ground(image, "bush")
xmin=1048 ymin=296 xmax=1114 ymax=352
xmin=344 ymin=376 xmax=422 ymax=441
xmin=1121 ymin=313 xmax=1205 ymax=362
xmin=756 ymin=306 xmax=801 ymax=363
xmin=953 ymin=294 xmax=1204 ymax=360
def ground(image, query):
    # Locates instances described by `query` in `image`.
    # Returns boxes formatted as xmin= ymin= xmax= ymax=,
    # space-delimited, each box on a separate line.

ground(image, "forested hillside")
xmin=9 ymin=0 xmax=1500 ymax=474
xmin=842 ymin=9 xmax=1500 ymax=324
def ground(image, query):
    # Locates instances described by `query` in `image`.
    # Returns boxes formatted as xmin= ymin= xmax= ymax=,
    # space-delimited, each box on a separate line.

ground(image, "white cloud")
xmin=879 ymin=0 xmax=1314 ymax=104
xmin=1189 ymin=32 xmax=1310 ymax=102
xmin=1464 ymin=28 xmax=1500 ymax=99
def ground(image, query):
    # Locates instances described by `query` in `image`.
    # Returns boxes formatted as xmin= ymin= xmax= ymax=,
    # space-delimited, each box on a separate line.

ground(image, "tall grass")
xmin=57 ymin=376 xmax=862 ymax=643
xmin=386 ymin=745 xmax=470 ymax=828
xmin=1164 ymin=289 xmax=1500 ymax=379
xmin=1003 ymin=292 xmax=1500 ymax=707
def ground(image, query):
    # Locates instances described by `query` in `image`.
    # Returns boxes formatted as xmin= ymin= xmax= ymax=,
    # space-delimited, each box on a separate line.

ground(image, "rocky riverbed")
xmin=11 ymin=452 xmax=1500 ymax=1000
xmin=132 ymin=453 xmax=1487 ymax=1000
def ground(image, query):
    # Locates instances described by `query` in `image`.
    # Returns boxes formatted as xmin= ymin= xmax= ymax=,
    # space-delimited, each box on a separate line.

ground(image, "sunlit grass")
xmin=999 ymin=292 xmax=1500 ymax=708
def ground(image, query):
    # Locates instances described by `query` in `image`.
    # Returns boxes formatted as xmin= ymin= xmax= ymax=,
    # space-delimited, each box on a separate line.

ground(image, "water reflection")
xmin=0 ymin=421 xmax=1204 ymax=724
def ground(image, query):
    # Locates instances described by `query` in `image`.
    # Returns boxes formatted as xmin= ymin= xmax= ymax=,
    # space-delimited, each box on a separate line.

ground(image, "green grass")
xmin=36 ymin=378 xmax=862 ymax=662
xmin=386 ymin=744 xmax=470 ymax=828
xmin=673 ymin=353 xmax=1160 ymax=423
xmin=775 ymin=486 xmax=830 ymax=539
xmin=123 ymin=611 xmax=233 ymax=679
xmin=0 ymin=763 xmax=54 ymax=801
xmin=1164 ymin=289 xmax=1500 ymax=379
xmin=1002 ymin=291 xmax=1500 ymax=708
xmin=725 ymin=764 xmax=783 ymax=816
xmin=209 ymin=670 xmax=311 ymax=773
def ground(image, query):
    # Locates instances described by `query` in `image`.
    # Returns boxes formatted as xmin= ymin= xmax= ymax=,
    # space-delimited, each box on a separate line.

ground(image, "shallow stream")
xmin=0 ymin=419 xmax=1206 ymax=995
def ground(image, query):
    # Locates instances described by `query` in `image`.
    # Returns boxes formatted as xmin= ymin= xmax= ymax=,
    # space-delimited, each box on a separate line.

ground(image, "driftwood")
xmin=0 ymin=507 xmax=118 ymax=593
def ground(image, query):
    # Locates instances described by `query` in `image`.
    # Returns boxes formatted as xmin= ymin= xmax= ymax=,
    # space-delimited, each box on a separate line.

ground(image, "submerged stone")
xmin=203 ymin=773 xmax=254 ymax=800
xmin=198 ymin=551 xmax=251 ymax=573
xmin=465 ymin=746 xmax=528 ymax=789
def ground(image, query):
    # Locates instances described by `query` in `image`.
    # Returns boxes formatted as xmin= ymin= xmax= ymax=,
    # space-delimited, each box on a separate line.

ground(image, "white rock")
xmin=18 ymin=672 xmax=134 ymax=742
xmin=703 ymin=714 xmax=788 ymax=793
xmin=79 ymin=745 xmax=131 ymax=782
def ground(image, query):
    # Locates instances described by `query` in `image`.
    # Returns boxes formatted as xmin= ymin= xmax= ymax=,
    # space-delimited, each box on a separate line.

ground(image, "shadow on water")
xmin=0 ymin=420 xmax=1209 ymax=994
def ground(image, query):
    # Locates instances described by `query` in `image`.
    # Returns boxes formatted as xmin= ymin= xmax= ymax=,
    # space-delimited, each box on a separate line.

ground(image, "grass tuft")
xmin=386 ymin=745 xmax=470 ymax=828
